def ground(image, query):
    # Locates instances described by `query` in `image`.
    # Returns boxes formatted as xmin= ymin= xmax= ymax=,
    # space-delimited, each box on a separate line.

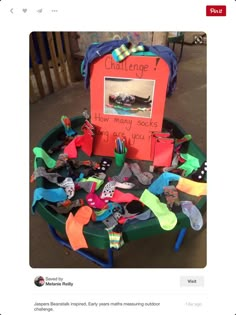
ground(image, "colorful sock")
xmin=140 ymin=189 xmax=177 ymax=231
xmin=65 ymin=206 xmax=92 ymax=250
xmin=32 ymin=187 xmax=67 ymax=214
xmin=163 ymin=185 xmax=180 ymax=208
xmin=86 ymin=192 xmax=107 ymax=209
xmin=191 ymin=161 xmax=207 ymax=182
xmin=148 ymin=172 xmax=181 ymax=195
xmin=96 ymin=158 xmax=112 ymax=173
xmin=93 ymin=208 xmax=114 ymax=221
xmin=106 ymin=226 xmax=124 ymax=249
xmin=178 ymin=153 xmax=200 ymax=176
xmin=47 ymin=198 xmax=84 ymax=214
xmin=110 ymin=189 xmax=139 ymax=203
xmin=80 ymin=177 xmax=104 ymax=190
xmin=181 ymin=201 xmax=203 ymax=231
xmin=111 ymin=162 xmax=132 ymax=182
xmin=130 ymin=162 xmax=153 ymax=185
xmin=176 ymin=177 xmax=207 ymax=196
xmin=61 ymin=115 xmax=77 ymax=137
xmin=33 ymin=147 xmax=56 ymax=170
xmin=57 ymin=177 xmax=75 ymax=199
xmin=31 ymin=166 xmax=63 ymax=184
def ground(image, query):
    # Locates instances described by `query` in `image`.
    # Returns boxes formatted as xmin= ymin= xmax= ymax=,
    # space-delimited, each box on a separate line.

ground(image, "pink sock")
xmin=110 ymin=189 xmax=140 ymax=203
xmin=64 ymin=136 xmax=83 ymax=158
xmin=86 ymin=192 xmax=107 ymax=209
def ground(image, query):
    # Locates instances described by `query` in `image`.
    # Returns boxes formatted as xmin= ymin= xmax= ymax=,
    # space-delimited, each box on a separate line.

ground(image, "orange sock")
xmin=176 ymin=177 xmax=207 ymax=196
xmin=65 ymin=206 xmax=92 ymax=250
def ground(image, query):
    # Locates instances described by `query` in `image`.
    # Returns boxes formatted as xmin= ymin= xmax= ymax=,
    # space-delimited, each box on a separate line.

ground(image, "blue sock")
xmin=32 ymin=187 xmax=67 ymax=214
xmin=148 ymin=172 xmax=180 ymax=195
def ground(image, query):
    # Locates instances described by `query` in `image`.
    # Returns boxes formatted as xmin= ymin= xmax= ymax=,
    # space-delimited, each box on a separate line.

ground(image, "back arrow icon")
xmin=10 ymin=8 xmax=14 ymax=14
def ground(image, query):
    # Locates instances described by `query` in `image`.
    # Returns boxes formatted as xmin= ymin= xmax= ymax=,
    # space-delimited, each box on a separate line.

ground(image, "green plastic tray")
xmin=32 ymin=116 xmax=206 ymax=249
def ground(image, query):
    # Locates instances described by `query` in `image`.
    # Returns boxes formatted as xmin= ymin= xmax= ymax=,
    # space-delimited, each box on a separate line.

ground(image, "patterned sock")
xmin=130 ymin=162 xmax=153 ymax=185
xmin=140 ymin=189 xmax=177 ymax=231
xmin=61 ymin=115 xmax=77 ymax=137
xmin=57 ymin=177 xmax=75 ymax=199
xmin=191 ymin=161 xmax=207 ymax=182
xmin=181 ymin=201 xmax=203 ymax=231
xmin=148 ymin=172 xmax=181 ymax=195
xmin=163 ymin=185 xmax=180 ymax=208
xmin=96 ymin=158 xmax=112 ymax=173
xmin=86 ymin=192 xmax=107 ymax=209
xmin=106 ymin=225 xmax=124 ymax=249
xmin=100 ymin=180 xmax=116 ymax=201
xmin=111 ymin=162 xmax=132 ymax=182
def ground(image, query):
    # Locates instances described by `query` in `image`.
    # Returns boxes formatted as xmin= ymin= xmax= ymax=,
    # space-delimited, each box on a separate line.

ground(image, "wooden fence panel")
xmin=55 ymin=32 xmax=68 ymax=86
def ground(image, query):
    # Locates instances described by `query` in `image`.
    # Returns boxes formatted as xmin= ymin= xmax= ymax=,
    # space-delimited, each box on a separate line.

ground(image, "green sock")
xmin=140 ymin=189 xmax=177 ymax=231
xmin=33 ymin=147 xmax=56 ymax=170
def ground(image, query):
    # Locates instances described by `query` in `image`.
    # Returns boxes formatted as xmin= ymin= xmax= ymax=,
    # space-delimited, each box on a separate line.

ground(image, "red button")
xmin=206 ymin=5 xmax=226 ymax=16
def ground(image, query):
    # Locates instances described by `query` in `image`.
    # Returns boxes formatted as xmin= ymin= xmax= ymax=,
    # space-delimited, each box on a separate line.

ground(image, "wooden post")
xmin=36 ymin=32 xmax=54 ymax=94
xmin=152 ymin=32 xmax=169 ymax=46
xmin=47 ymin=32 xmax=62 ymax=89
xmin=63 ymin=32 xmax=76 ymax=82
xmin=30 ymin=33 xmax=45 ymax=97
xmin=55 ymin=32 xmax=68 ymax=86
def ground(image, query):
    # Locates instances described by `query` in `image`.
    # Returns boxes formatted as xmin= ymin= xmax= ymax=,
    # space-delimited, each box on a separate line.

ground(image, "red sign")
xmin=206 ymin=5 xmax=226 ymax=16
xmin=90 ymin=55 xmax=169 ymax=161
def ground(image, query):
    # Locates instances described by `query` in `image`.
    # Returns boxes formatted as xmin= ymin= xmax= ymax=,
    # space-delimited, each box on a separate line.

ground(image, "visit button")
xmin=206 ymin=5 xmax=226 ymax=16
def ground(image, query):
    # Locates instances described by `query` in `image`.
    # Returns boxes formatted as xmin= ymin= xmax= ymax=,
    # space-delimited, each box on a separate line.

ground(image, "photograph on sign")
xmin=104 ymin=77 xmax=155 ymax=118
